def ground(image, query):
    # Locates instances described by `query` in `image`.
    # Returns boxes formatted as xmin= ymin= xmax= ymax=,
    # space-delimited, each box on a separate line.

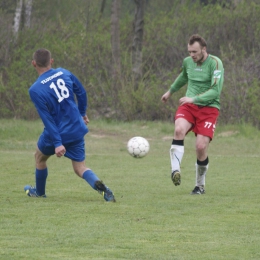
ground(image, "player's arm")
xmin=161 ymin=62 xmax=188 ymax=103
xmin=29 ymin=90 xmax=63 ymax=148
xmin=71 ymin=74 xmax=87 ymax=117
xmin=169 ymin=64 xmax=188 ymax=94
xmin=193 ymin=63 xmax=224 ymax=105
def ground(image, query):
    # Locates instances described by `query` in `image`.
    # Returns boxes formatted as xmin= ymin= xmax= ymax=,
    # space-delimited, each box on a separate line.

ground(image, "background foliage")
xmin=1 ymin=0 xmax=260 ymax=126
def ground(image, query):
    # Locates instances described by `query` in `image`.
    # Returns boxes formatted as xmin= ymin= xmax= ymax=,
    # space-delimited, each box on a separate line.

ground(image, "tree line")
xmin=0 ymin=0 xmax=260 ymax=128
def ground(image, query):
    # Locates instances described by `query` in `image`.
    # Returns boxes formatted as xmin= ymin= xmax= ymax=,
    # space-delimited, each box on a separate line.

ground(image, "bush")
xmin=1 ymin=0 xmax=260 ymax=127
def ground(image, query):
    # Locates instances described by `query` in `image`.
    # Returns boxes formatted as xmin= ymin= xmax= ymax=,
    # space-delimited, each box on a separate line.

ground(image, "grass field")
xmin=0 ymin=119 xmax=260 ymax=260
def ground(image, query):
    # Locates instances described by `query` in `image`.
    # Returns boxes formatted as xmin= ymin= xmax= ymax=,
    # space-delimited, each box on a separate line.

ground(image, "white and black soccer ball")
xmin=127 ymin=136 xmax=150 ymax=158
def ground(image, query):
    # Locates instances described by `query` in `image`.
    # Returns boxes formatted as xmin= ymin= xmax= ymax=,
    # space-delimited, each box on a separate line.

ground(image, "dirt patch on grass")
xmin=162 ymin=136 xmax=173 ymax=140
xmin=89 ymin=134 xmax=107 ymax=138
xmin=217 ymin=131 xmax=239 ymax=137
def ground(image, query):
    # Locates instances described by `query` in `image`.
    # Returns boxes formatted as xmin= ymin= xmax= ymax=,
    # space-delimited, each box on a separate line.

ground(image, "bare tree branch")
xmin=111 ymin=0 xmax=121 ymax=79
xmin=24 ymin=0 xmax=33 ymax=28
xmin=132 ymin=0 xmax=145 ymax=89
xmin=13 ymin=0 xmax=23 ymax=37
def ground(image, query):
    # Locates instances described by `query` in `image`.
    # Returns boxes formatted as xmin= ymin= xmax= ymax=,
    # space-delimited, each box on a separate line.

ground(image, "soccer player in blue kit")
xmin=24 ymin=48 xmax=115 ymax=202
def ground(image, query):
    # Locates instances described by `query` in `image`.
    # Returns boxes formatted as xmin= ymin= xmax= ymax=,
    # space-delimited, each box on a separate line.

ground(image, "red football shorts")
xmin=174 ymin=103 xmax=219 ymax=140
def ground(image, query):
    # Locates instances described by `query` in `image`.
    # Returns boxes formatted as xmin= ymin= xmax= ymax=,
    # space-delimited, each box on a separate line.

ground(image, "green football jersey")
xmin=169 ymin=54 xmax=224 ymax=109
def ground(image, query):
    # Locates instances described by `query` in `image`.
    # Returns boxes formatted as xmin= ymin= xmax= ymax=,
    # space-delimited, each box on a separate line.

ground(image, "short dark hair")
xmin=188 ymin=34 xmax=207 ymax=48
xmin=33 ymin=48 xmax=51 ymax=67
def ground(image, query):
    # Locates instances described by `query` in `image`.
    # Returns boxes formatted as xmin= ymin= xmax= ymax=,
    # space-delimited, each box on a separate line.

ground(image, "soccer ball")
xmin=127 ymin=136 xmax=150 ymax=158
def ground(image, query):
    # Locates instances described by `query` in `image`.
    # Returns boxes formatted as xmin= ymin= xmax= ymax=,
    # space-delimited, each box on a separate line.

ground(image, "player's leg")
xmin=67 ymin=138 xmax=115 ymax=202
xmin=171 ymin=118 xmax=192 ymax=171
xmin=191 ymin=106 xmax=218 ymax=195
xmin=191 ymin=134 xmax=210 ymax=194
xmin=72 ymin=160 xmax=98 ymax=189
xmin=170 ymin=116 xmax=193 ymax=186
xmin=72 ymin=160 xmax=115 ymax=202
xmin=24 ymin=148 xmax=51 ymax=197
xmin=66 ymin=138 xmax=99 ymax=189
xmin=34 ymin=147 xmax=51 ymax=195
xmin=24 ymin=134 xmax=53 ymax=197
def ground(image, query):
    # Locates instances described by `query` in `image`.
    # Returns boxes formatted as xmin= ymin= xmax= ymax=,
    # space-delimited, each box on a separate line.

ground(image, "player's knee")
xmin=196 ymin=143 xmax=207 ymax=153
xmin=72 ymin=163 xmax=87 ymax=177
xmin=34 ymin=148 xmax=48 ymax=168
xmin=34 ymin=150 xmax=42 ymax=163
xmin=174 ymin=125 xmax=186 ymax=139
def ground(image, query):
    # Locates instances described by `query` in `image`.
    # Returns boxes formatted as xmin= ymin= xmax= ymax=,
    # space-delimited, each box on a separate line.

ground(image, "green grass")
xmin=0 ymin=119 xmax=260 ymax=260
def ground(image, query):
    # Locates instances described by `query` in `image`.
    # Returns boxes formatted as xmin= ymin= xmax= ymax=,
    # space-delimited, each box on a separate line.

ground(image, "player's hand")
xmin=179 ymin=97 xmax=194 ymax=106
xmin=55 ymin=145 xmax=66 ymax=158
xmin=161 ymin=91 xmax=171 ymax=103
xmin=83 ymin=115 xmax=89 ymax=125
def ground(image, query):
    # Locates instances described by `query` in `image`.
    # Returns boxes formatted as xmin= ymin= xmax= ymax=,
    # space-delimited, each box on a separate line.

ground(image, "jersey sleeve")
xmin=70 ymin=73 xmax=87 ymax=117
xmin=29 ymin=89 xmax=62 ymax=148
xmin=169 ymin=61 xmax=188 ymax=94
xmin=193 ymin=60 xmax=224 ymax=105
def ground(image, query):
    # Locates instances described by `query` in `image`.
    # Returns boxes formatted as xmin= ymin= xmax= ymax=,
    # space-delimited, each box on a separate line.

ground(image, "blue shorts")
xmin=37 ymin=133 xmax=86 ymax=162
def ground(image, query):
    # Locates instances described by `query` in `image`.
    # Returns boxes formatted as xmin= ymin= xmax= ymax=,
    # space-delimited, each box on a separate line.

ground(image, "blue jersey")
xmin=29 ymin=68 xmax=88 ymax=148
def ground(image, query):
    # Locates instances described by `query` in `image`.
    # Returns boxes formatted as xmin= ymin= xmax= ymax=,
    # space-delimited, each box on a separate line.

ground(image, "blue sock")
xmin=82 ymin=169 xmax=99 ymax=189
xmin=36 ymin=168 xmax=48 ymax=196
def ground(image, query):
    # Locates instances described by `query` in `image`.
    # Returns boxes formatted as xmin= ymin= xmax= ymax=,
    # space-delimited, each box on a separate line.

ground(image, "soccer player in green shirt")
xmin=161 ymin=34 xmax=224 ymax=195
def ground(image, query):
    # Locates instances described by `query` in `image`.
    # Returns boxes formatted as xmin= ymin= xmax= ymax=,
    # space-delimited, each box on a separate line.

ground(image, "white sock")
xmin=195 ymin=163 xmax=208 ymax=187
xmin=170 ymin=145 xmax=184 ymax=173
